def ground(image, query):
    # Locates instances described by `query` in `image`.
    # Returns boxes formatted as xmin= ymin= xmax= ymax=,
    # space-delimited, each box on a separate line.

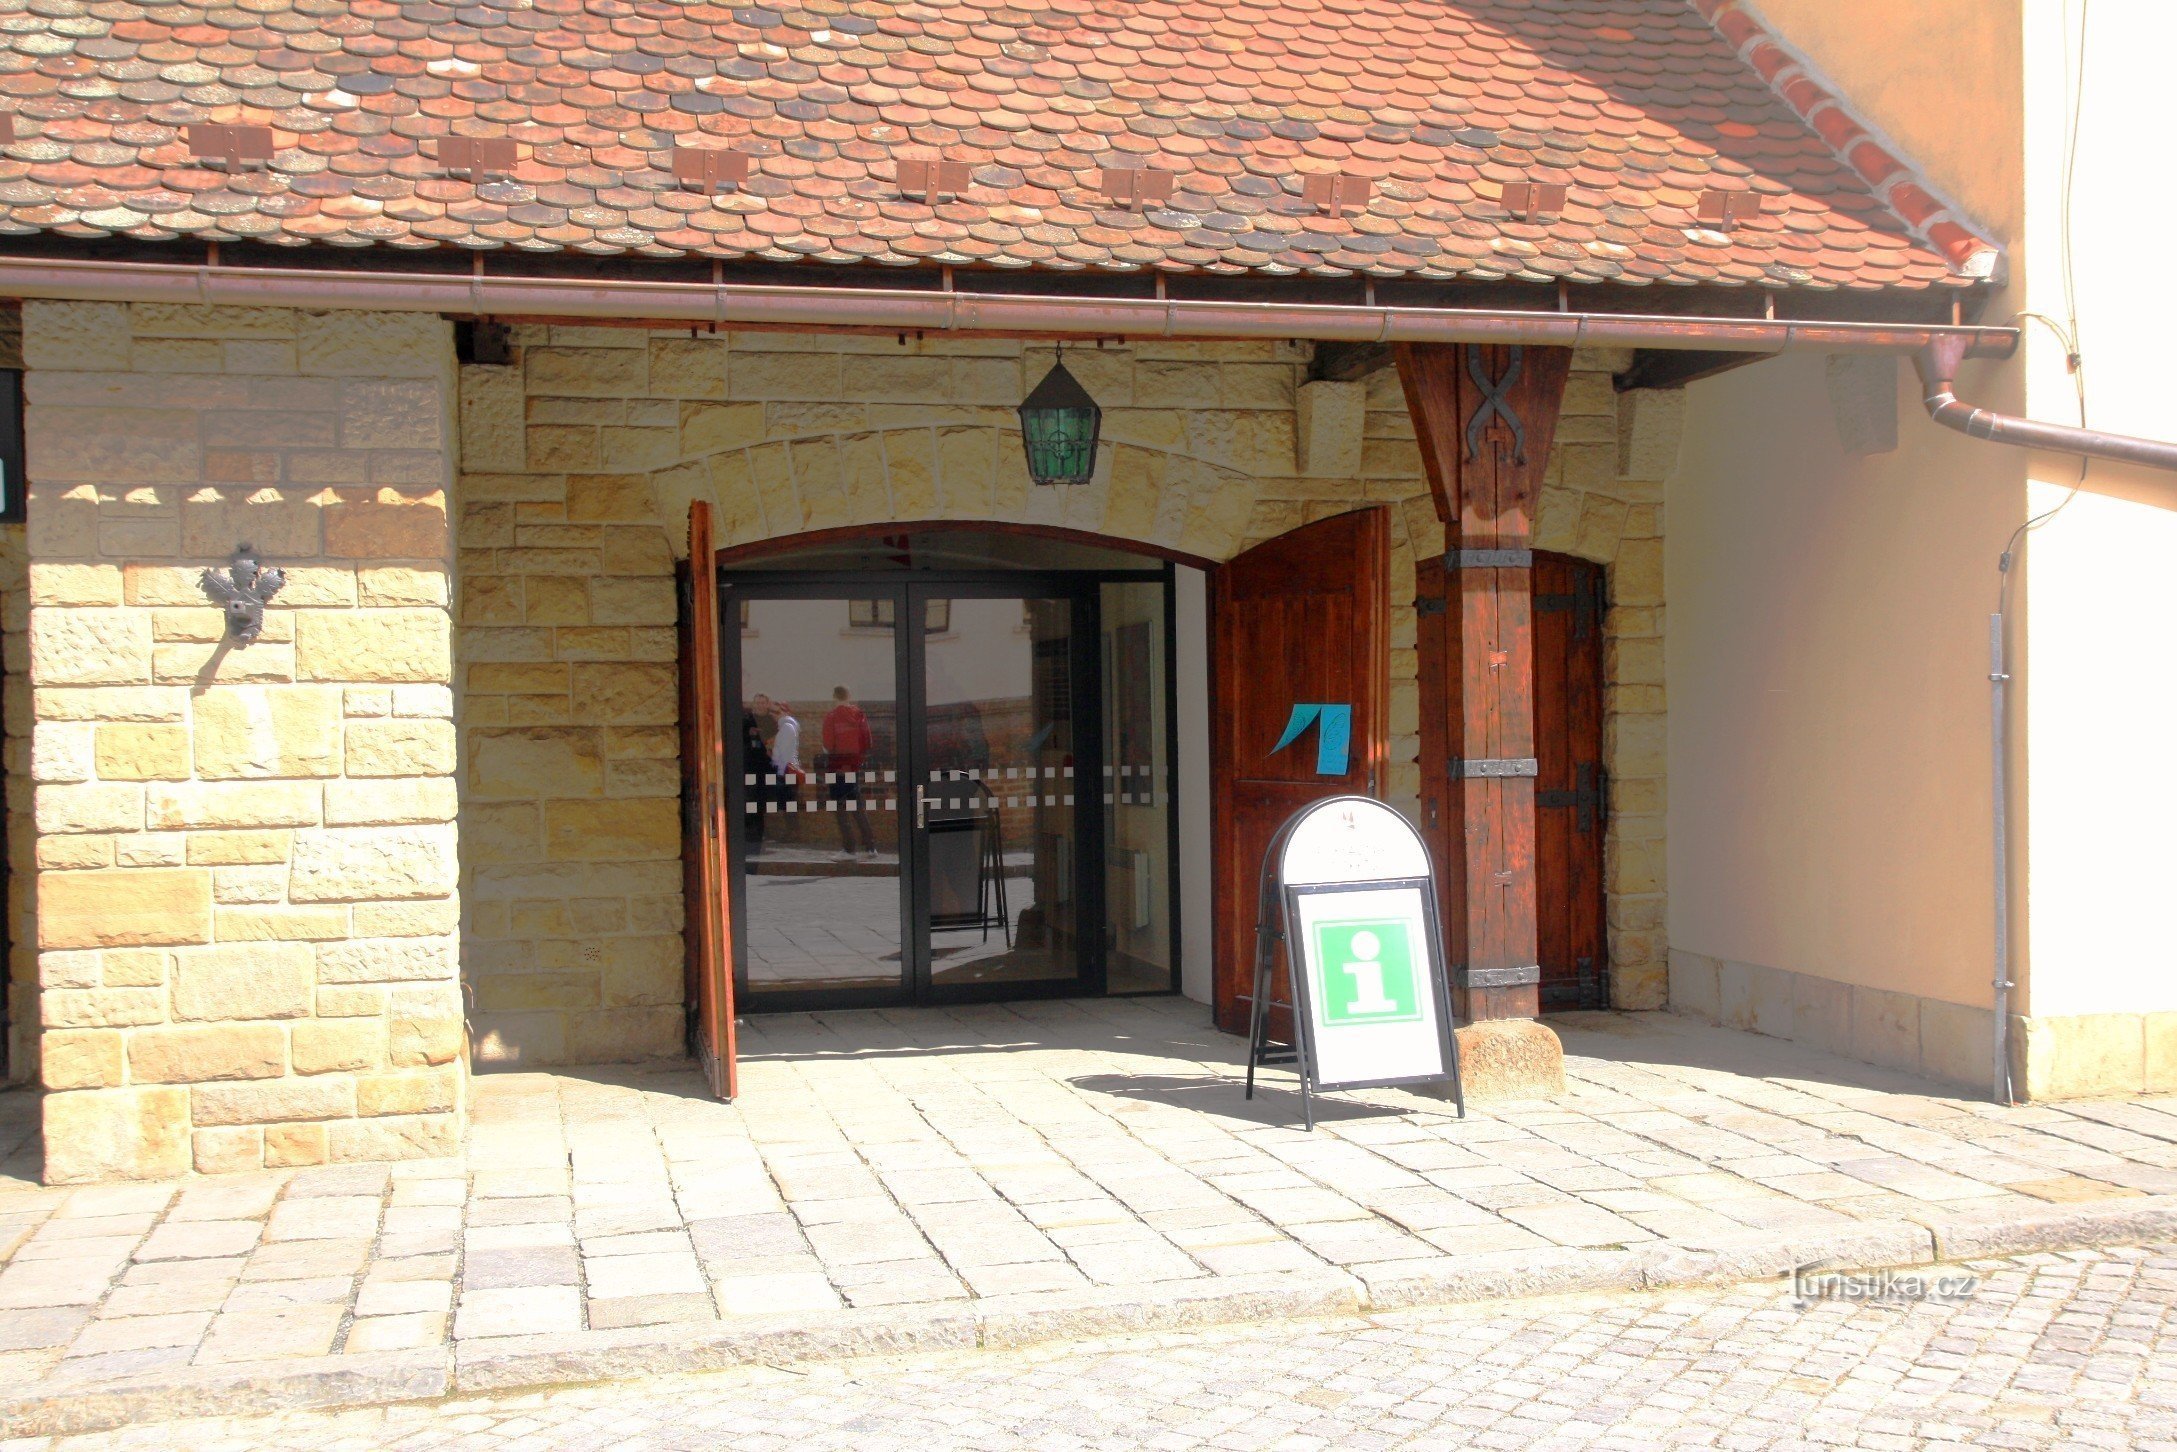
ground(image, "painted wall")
xmin=1674 ymin=1 xmax=2177 ymax=1094
xmin=1748 ymin=0 xmax=2177 ymax=1088
xmin=2014 ymin=2 xmax=2177 ymax=1044
xmin=1667 ymin=350 xmax=2023 ymax=1082
xmin=1665 ymin=0 xmax=2029 ymax=1086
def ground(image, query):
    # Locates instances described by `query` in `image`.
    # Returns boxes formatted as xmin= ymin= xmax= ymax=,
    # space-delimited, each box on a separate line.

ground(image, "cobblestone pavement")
xmin=4 ymin=1000 xmax=2177 ymax=1404
xmin=12 ymin=1243 xmax=2177 ymax=1450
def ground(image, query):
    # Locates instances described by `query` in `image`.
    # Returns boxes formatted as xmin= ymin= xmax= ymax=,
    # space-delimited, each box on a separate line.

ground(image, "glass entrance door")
xmin=732 ymin=592 xmax=909 ymax=1006
xmin=727 ymin=580 xmax=1101 ymax=1009
xmin=912 ymin=588 xmax=1098 ymax=998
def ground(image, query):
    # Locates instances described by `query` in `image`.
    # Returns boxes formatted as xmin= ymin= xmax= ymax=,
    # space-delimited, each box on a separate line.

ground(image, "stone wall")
xmin=22 ymin=302 xmax=464 ymax=1181
xmin=456 ymin=328 xmax=1674 ymax=1063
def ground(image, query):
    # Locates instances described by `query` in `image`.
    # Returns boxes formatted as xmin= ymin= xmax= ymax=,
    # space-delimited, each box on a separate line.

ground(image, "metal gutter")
xmin=1917 ymin=335 xmax=2177 ymax=472
xmin=0 ymin=254 xmax=2017 ymax=359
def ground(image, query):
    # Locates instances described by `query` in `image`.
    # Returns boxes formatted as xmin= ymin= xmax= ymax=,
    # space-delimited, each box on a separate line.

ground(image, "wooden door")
xmin=1532 ymin=552 xmax=1608 ymax=1010
xmin=1210 ymin=508 xmax=1390 ymax=1034
xmin=677 ymin=502 xmax=737 ymax=1098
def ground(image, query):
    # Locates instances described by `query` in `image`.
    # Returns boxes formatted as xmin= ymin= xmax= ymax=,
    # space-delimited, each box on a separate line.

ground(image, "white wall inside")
xmin=1175 ymin=565 xmax=1214 ymax=1004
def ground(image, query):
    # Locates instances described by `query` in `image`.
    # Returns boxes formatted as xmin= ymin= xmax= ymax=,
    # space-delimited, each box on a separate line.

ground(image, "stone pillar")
xmin=24 ymin=302 xmax=464 ymax=1182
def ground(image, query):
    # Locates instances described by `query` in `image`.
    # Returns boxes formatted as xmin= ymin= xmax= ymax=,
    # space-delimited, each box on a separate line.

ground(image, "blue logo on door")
xmin=1272 ymin=703 xmax=1352 ymax=776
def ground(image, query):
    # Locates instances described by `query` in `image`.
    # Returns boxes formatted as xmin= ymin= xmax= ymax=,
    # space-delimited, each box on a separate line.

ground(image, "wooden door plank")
xmin=1531 ymin=552 xmax=1609 ymax=1011
xmin=1209 ymin=507 xmax=1390 ymax=1035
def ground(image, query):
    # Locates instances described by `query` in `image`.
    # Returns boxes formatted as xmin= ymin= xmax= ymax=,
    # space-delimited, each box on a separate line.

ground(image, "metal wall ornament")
xmin=201 ymin=543 xmax=286 ymax=646
xmin=1018 ymin=347 xmax=1102 ymax=486
xmin=1464 ymin=344 xmax=1528 ymax=463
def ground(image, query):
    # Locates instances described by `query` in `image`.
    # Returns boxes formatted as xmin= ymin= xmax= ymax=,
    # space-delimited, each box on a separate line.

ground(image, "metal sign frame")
xmin=1243 ymin=795 xmax=1465 ymax=1129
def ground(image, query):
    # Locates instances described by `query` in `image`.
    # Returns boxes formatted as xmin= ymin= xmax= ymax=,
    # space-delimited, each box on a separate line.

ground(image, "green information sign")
xmin=1311 ymin=919 xmax=1422 ymax=1025
xmin=1246 ymin=795 xmax=1464 ymax=1129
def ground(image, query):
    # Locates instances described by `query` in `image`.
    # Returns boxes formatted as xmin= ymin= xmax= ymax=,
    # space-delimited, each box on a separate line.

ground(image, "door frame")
xmin=719 ymin=566 xmax=1175 ymax=1012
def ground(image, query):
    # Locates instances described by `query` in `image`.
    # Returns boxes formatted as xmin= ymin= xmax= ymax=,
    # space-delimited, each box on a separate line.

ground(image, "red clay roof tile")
xmin=0 ymin=0 xmax=1988 ymax=291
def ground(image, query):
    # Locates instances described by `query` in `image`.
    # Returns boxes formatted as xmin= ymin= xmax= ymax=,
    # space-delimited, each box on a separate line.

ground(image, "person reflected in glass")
xmin=822 ymin=685 xmax=877 ymax=856
xmin=741 ymin=706 xmax=771 ymax=850
xmin=750 ymin=693 xmax=803 ymax=848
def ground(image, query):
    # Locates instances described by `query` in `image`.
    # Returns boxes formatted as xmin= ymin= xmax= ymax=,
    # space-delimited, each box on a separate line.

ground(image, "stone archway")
xmin=647 ymin=423 xmax=1268 ymax=565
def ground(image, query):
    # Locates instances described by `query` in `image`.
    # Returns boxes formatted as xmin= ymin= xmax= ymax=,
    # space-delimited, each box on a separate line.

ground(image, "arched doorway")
xmin=710 ymin=524 xmax=1191 ymax=1012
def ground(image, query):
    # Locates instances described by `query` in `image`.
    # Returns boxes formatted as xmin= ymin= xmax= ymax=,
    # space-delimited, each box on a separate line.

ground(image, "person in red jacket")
xmin=822 ymin=685 xmax=878 ymax=854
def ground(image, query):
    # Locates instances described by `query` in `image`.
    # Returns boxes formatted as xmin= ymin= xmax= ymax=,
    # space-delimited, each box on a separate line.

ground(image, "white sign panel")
xmin=1279 ymin=796 xmax=1429 ymax=887
xmin=1288 ymin=881 xmax=1450 ymax=1087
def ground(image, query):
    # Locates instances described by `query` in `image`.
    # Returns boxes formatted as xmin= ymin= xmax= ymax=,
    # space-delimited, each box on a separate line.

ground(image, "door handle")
xmin=915 ymin=783 xmax=929 ymax=830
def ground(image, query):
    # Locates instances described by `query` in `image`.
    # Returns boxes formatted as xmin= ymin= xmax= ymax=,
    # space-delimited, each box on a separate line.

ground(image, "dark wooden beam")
xmin=1309 ymin=340 xmax=1393 ymax=382
xmin=1397 ymin=342 xmax=1572 ymax=1024
xmin=1613 ymin=348 xmax=1767 ymax=392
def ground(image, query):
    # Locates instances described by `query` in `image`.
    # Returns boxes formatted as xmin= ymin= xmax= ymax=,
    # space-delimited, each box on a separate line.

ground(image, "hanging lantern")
xmin=1017 ymin=350 xmax=1102 ymax=486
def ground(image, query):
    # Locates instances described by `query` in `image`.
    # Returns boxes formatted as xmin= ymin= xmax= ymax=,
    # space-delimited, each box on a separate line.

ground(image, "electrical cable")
xmin=1994 ymin=0 xmax=2091 ymax=615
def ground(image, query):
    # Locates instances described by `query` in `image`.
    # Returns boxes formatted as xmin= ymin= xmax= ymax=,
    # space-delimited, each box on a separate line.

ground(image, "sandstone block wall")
xmin=21 ymin=302 xmax=464 ymax=1179
xmin=456 ymin=327 xmax=1672 ymax=1060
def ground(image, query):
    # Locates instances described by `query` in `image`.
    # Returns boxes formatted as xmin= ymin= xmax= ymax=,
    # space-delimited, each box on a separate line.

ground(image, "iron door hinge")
xmin=1533 ymin=573 xmax=1605 ymax=640
xmin=1535 ymin=762 xmax=1606 ymax=832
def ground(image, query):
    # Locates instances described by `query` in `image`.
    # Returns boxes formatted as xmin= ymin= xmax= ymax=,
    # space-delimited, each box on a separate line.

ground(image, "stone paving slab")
xmin=5 ymin=1000 xmax=2177 ymax=1435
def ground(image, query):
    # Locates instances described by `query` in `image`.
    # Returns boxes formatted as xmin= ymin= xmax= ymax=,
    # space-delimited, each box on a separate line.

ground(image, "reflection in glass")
xmin=1102 ymin=581 xmax=1174 ymax=993
xmin=922 ymin=596 xmax=1081 ymax=987
xmin=737 ymin=596 xmax=902 ymax=994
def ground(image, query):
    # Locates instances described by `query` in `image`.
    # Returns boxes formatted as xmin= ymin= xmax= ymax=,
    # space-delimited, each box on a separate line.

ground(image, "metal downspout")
xmin=1989 ymin=612 xmax=2015 ymax=1104
xmin=1916 ymin=335 xmax=2177 ymax=472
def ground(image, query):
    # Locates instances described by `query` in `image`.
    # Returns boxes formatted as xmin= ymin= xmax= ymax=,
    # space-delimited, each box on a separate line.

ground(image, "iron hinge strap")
xmin=1457 ymin=964 xmax=1541 ymax=989
xmin=1414 ymin=594 xmax=1448 ymax=617
xmin=1453 ymin=757 xmax=1538 ymax=778
xmin=1445 ymin=547 xmax=1533 ymax=569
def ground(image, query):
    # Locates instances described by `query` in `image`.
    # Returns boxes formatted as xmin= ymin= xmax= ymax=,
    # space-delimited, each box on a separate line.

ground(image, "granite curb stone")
xmin=7 ymin=1198 xmax=2176 ymax=1439
xmin=0 ymin=1348 xmax=448 ymax=1440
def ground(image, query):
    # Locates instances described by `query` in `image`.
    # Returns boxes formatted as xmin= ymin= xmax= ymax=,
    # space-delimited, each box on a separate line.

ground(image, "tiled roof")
xmin=0 ymin=0 xmax=1984 ymax=291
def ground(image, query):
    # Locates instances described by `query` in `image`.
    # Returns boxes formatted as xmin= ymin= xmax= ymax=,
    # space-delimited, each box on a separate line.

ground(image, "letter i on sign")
xmin=1341 ymin=930 xmax=1398 ymax=1015
xmin=1314 ymin=920 xmax=1421 ymax=1025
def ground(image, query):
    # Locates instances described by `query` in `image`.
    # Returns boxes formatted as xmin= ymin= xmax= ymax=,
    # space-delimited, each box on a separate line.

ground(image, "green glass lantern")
xmin=1018 ymin=350 xmax=1101 ymax=486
